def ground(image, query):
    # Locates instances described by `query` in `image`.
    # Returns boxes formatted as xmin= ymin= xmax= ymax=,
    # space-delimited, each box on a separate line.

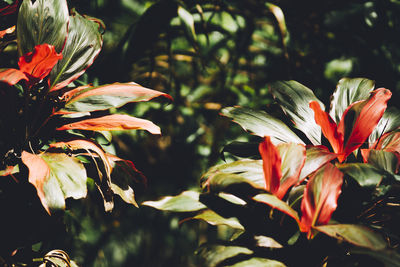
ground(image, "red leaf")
xmin=300 ymin=163 xmax=343 ymax=236
xmin=0 ymin=1 xmax=19 ymax=16
xmin=56 ymin=114 xmax=161 ymax=134
xmin=310 ymin=101 xmax=343 ymax=156
xmin=21 ymin=151 xmax=51 ymax=214
xmin=259 ymin=136 xmax=282 ymax=195
xmin=0 ymin=68 xmax=27 ymax=85
xmin=18 ymin=44 xmax=62 ymax=85
xmin=338 ymin=88 xmax=392 ymax=162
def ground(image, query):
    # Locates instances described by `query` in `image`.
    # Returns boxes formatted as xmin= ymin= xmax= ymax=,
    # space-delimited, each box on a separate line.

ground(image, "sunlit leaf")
xmin=178 ymin=5 xmax=197 ymax=41
xmin=315 ymin=224 xmax=386 ymax=250
xmin=0 ymin=68 xmax=27 ymax=85
xmin=222 ymin=106 xmax=304 ymax=144
xmin=49 ymin=10 xmax=102 ymax=90
xmin=17 ymin=0 xmax=69 ymax=55
xmin=369 ymin=107 xmax=400 ymax=145
xmin=299 ymin=146 xmax=337 ymax=180
xmin=254 ymin=235 xmax=283 ymax=248
xmin=253 ymin=193 xmax=300 ymax=223
xmin=56 ymin=114 xmax=161 ymax=134
xmin=232 ymin=257 xmax=286 ymax=267
xmin=142 ymin=191 xmax=206 ymax=212
xmin=191 ymin=209 xmax=244 ymax=230
xmin=196 ymin=244 xmax=252 ymax=267
xmin=337 ymin=163 xmax=383 ymax=188
xmin=329 ymin=78 xmax=375 ymax=123
xmin=56 ymin=82 xmax=172 ymax=114
xmin=270 ymin=80 xmax=323 ymax=145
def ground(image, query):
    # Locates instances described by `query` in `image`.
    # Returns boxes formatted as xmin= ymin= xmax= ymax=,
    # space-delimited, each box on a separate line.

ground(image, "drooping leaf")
xmin=49 ymin=10 xmax=102 ymax=90
xmin=369 ymin=107 xmax=400 ymax=145
xmin=56 ymin=114 xmax=161 ymax=134
xmin=337 ymin=163 xmax=383 ymax=188
xmin=329 ymin=78 xmax=375 ymax=123
xmin=17 ymin=0 xmax=69 ymax=55
xmin=315 ymin=224 xmax=386 ymax=250
xmin=300 ymin=163 xmax=343 ymax=235
xmin=254 ymin=235 xmax=283 ymax=248
xmin=191 ymin=209 xmax=244 ymax=230
xmin=270 ymin=80 xmax=323 ymax=145
xmin=56 ymin=82 xmax=172 ymax=114
xmin=232 ymin=258 xmax=287 ymax=267
xmin=299 ymin=145 xmax=337 ymax=180
xmin=0 ymin=68 xmax=27 ymax=85
xmin=338 ymin=88 xmax=392 ymax=162
xmin=253 ymin=193 xmax=300 ymax=223
xmin=222 ymin=106 xmax=304 ymax=144
xmin=259 ymin=136 xmax=282 ymax=195
xmin=142 ymin=191 xmax=206 ymax=212
xmin=196 ymin=244 xmax=252 ymax=267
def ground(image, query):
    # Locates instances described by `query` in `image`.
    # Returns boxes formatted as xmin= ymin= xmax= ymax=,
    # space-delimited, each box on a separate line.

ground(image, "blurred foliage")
xmin=3 ymin=0 xmax=400 ymax=266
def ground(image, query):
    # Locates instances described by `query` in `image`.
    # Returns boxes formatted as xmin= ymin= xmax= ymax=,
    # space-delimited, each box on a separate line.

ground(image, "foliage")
xmin=145 ymin=78 xmax=400 ymax=266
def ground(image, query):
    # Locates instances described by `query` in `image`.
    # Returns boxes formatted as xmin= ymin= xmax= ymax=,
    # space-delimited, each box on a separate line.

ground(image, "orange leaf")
xmin=56 ymin=114 xmax=161 ymax=134
xmin=21 ymin=151 xmax=51 ymax=214
xmin=0 ymin=68 xmax=27 ymax=85
xmin=259 ymin=136 xmax=282 ymax=195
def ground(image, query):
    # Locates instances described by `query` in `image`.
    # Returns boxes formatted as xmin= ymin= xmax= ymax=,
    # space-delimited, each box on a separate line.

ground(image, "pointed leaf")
xmin=57 ymin=82 xmax=172 ymax=114
xmin=329 ymin=78 xmax=375 ymax=123
xmin=337 ymin=163 xmax=383 ymax=188
xmin=300 ymin=163 xmax=343 ymax=233
xmin=191 ymin=209 xmax=244 ymax=230
xmin=338 ymin=88 xmax=392 ymax=162
xmin=56 ymin=114 xmax=161 ymax=134
xmin=196 ymin=245 xmax=252 ymax=267
xmin=142 ymin=191 xmax=206 ymax=212
xmin=366 ymin=149 xmax=399 ymax=174
xmin=374 ymin=130 xmax=400 ymax=154
xmin=204 ymin=172 xmax=261 ymax=195
xmin=315 ymin=224 xmax=386 ymax=250
xmin=0 ymin=68 xmax=27 ymax=85
xmin=17 ymin=0 xmax=69 ymax=55
xmin=259 ymin=136 xmax=281 ymax=195
xmin=178 ymin=6 xmax=197 ymax=41
xmin=49 ymin=11 xmax=102 ymax=90
xmin=369 ymin=107 xmax=400 ymax=145
xmin=253 ymin=193 xmax=300 ymax=223
xmin=350 ymin=248 xmax=400 ymax=266
xmin=299 ymin=145 xmax=337 ymax=180
xmin=270 ymin=80 xmax=323 ymax=145
xmin=222 ymin=106 xmax=304 ymax=144
xmin=232 ymin=258 xmax=286 ymax=267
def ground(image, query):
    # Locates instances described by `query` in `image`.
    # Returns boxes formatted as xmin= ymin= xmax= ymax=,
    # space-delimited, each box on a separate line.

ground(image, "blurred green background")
xmin=29 ymin=0 xmax=400 ymax=265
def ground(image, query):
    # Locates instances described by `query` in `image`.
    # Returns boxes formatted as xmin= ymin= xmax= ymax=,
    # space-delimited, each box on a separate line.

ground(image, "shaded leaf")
xmin=142 ymin=191 xmax=206 ymax=212
xmin=232 ymin=257 xmax=286 ymax=267
xmin=56 ymin=114 xmax=161 ymax=134
xmin=57 ymin=82 xmax=172 ymax=114
xmin=17 ymin=0 xmax=69 ymax=55
xmin=367 ymin=149 xmax=399 ymax=175
xmin=369 ymin=107 xmax=400 ymax=145
xmin=271 ymin=80 xmax=323 ymax=145
xmin=178 ymin=5 xmax=197 ymax=41
xmin=0 ymin=68 xmax=27 ymax=85
xmin=299 ymin=145 xmax=337 ymax=180
xmin=196 ymin=244 xmax=252 ymax=267
xmin=329 ymin=78 xmax=375 ymax=123
xmin=253 ymin=193 xmax=300 ymax=223
xmin=203 ymin=172 xmax=261 ymax=195
xmin=259 ymin=136 xmax=281 ymax=195
xmin=315 ymin=224 xmax=386 ymax=250
xmin=192 ymin=209 xmax=244 ymax=230
xmin=49 ymin=10 xmax=102 ymax=90
xmin=337 ymin=163 xmax=383 ymax=188
xmin=350 ymin=247 xmax=400 ymax=267
xmin=222 ymin=106 xmax=304 ymax=145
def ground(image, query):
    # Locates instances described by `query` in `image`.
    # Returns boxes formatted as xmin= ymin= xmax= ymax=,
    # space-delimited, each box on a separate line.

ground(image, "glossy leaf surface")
xmin=369 ymin=107 xmax=400 ymax=145
xmin=337 ymin=163 xmax=383 ymax=188
xmin=232 ymin=258 xmax=286 ymax=267
xmin=253 ymin=193 xmax=300 ymax=223
xmin=197 ymin=244 xmax=252 ymax=267
xmin=0 ymin=68 xmax=27 ymax=85
xmin=299 ymin=146 xmax=337 ymax=180
xmin=192 ymin=209 xmax=244 ymax=230
xmin=259 ymin=136 xmax=281 ymax=195
xmin=142 ymin=191 xmax=206 ymax=212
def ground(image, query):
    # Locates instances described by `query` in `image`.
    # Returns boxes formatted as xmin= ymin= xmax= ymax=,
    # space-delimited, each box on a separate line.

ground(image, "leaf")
xmin=56 ymin=82 xmax=172 ymax=114
xmin=300 ymin=163 xmax=343 ymax=234
xmin=374 ymin=130 xmax=400 ymax=154
xmin=232 ymin=258 xmax=287 ymax=267
xmin=369 ymin=107 xmax=400 ymax=145
xmin=49 ymin=10 xmax=102 ymax=90
xmin=196 ymin=244 xmax=252 ymax=267
xmin=367 ymin=149 xmax=399 ymax=175
xmin=253 ymin=193 xmax=300 ymax=223
xmin=0 ymin=68 xmax=27 ymax=85
xmin=315 ymin=224 xmax=386 ymax=250
xmin=142 ymin=191 xmax=206 ymax=212
xmin=192 ymin=209 xmax=244 ymax=230
xmin=203 ymin=172 xmax=261 ymax=195
xmin=337 ymin=163 xmax=383 ymax=188
xmin=222 ymin=106 xmax=304 ymax=144
xmin=299 ymin=145 xmax=337 ymax=180
xmin=56 ymin=114 xmax=161 ymax=134
xmin=259 ymin=136 xmax=282 ymax=195
xmin=178 ymin=6 xmax=197 ymax=41
xmin=270 ymin=80 xmax=323 ymax=145
xmin=17 ymin=0 xmax=69 ymax=55
xmin=338 ymin=88 xmax=392 ymax=162
xmin=350 ymin=247 xmax=400 ymax=266
xmin=254 ymin=236 xmax=283 ymax=248
xmin=329 ymin=78 xmax=375 ymax=124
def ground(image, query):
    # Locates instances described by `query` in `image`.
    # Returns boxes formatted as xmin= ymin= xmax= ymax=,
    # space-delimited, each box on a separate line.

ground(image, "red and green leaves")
xmin=310 ymin=88 xmax=392 ymax=162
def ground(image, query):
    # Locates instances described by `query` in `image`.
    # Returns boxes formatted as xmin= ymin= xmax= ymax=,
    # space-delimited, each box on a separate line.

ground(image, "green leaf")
xmin=315 ymin=224 xmax=386 ymax=250
xmin=40 ymin=153 xmax=87 ymax=211
xmin=142 ymin=191 xmax=206 ymax=212
xmin=337 ymin=163 xmax=383 ymax=188
xmin=203 ymin=172 xmax=261 ymax=195
xmin=299 ymin=146 xmax=337 ymax=180
xmin=369 ymin=107 xmax=400 ymax=145
xmin=222 ymin=106 xmax=304 ymax=144
xmin=253 ymin=193 xmax=300 ymax=223
xmin=196 ymin=244 xmax=252 ymax=267
xmin=192 ymin=209 xmax=244 ymax=230
xmin=178 ymin=5 xmax=197 ymax=41
xmin=57 ymin=82 xmax=171 ymax=114
xmin=49 ymin=10 xmax=102 ymax=90
xmin=270 ymin=80 xmax=323 ymax=145
xmin=17 ymin=0 xmax=69 ymax=55
xmin=350 ymin=247 xmax=400 ymax=267
xmin=232 ymin=257 xmax=287 ymax=267
xmin=367 ymin=149 xmax=399 ymax=175
xmin=329 ymin=78 xmax=375 ymax=123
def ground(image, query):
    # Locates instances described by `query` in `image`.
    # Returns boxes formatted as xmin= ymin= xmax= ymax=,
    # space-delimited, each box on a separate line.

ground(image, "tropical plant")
xmin=0 ymin=0 xmax=170 ymax=264
xmin=144 ymin=78 xmax=400 ymax=266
